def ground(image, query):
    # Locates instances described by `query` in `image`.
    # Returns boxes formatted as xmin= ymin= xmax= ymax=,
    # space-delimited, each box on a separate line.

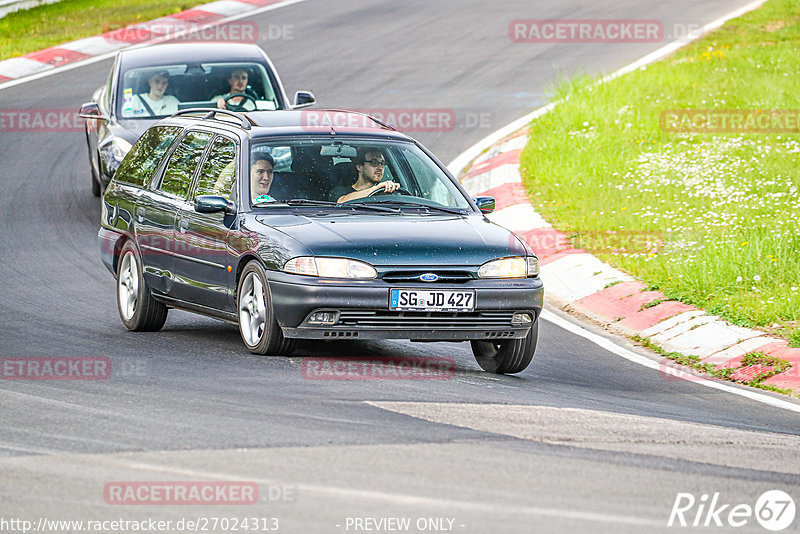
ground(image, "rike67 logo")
xmin=668 ymin=490 xmax=795 ymax=531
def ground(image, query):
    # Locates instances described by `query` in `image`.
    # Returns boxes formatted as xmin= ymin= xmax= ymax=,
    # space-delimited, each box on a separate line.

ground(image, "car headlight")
xmin=478 ymin=256 xmax=539 ymax=278
xmin=284 ymin=257 xmax=377 ymax=279
xmin=109 ymin=138 xmax=133 ymax=163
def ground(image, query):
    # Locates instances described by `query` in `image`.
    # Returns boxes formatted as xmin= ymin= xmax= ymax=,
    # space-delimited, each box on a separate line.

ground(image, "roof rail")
xmin=321 ymin=109 xmax=397 ymax=132
xmin=170 ymin=108 xmax=251 ymax=130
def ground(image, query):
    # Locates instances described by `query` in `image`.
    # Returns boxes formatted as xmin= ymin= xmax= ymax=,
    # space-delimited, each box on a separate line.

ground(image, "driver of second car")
xmin=332 ymin=147 xmax=400 ymax=203
xmin=251 ymin=152 xmax=275 ymax=204
xmin=213 ymin=68 xmax=256 ymax=111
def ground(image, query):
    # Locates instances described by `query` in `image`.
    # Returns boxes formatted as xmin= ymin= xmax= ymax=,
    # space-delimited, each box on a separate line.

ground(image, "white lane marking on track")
xmin=0 ymin=0 xmax=310 ymax=91
xmin=86 ymin=458 xmax=663 ymax=526
xmin=541 ymin=309 xmax=800 ymax=414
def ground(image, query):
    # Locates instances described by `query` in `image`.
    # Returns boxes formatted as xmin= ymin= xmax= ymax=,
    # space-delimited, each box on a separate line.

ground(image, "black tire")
xmin=92 ymin=174 xmax=101 ymax=197
xmin=90 ymin=150 xmax=101 ymax=197
xmin=237 ymin=261 xmax=294 ymax=355
xmin=471 ymin=320 xmax=538 ymax=374
xmin=116 ymin=241 xmax=168 ymax=331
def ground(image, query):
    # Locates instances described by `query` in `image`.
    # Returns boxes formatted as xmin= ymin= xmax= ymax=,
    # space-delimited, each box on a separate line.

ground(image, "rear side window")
xmin=194 ymin=136 xmax=237 ymax=200
xmin=114 ymin=126 xmax=182 ymax=187
xmin=159 ymin=131 xmax=212 ymax=198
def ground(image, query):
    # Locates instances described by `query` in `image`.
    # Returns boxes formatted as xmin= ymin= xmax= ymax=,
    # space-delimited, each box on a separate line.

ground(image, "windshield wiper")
xmin=360 ymin=200 xmax=468 ymax=215
xmin=255 ymin=198 xmax=400 ymax=213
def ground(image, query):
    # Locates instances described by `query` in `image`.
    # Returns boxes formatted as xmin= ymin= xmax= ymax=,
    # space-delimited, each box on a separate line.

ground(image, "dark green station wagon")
xmin=99 ymin=109 xmax=544 ymax=373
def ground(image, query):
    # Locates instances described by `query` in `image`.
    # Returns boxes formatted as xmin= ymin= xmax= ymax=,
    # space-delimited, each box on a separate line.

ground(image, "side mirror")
xmin=473 ymin=196 xmax=495 ymax=214
xmin=293 ymin=91 xmax=316 ymax=109
xmin=79 ymin=102 xmax=107 ymax=120
xmin=195 ymin=195 xmax=236 ymax=215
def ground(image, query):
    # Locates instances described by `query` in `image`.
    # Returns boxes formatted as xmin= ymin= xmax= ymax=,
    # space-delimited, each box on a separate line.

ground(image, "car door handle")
xmin=178 ymin=219 xmax=189 ymax=233
xmin=136 ymin=207 xmax=145 ymax=222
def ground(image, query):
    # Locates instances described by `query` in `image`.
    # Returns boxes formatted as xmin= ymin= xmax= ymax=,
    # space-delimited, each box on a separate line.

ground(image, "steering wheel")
xmin=223 ymin=93 xmax=256 ymax=112
xmin=368 ymin=184 xmax=412 ymax=197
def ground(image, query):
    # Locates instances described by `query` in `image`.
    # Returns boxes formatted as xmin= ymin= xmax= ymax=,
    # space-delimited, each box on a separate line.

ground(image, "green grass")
xmin=632 ymin=335 xmax=794 ymax=395
xmin=0 ymin=0 xmax=207 ymax=60
xmin=520 ymin=0 xmax=800 ymax=335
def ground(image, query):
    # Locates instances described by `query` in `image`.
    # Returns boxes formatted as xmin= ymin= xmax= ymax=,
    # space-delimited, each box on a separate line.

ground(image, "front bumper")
xmin=267 ymin=271 xmax=544 ymax=341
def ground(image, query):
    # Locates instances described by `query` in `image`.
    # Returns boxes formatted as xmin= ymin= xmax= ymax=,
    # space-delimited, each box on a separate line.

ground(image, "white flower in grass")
xmin=753 ymin=275 xmax=761 ymax=282
xmin=736 ymin=276 xmax=743 ymax=282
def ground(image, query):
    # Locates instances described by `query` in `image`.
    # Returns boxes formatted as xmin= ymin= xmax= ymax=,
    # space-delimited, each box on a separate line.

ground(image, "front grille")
xmin=337 ymin=310 xmax=515 ymax=328
xmin=381 ymin=271 xmax=474 ymax=284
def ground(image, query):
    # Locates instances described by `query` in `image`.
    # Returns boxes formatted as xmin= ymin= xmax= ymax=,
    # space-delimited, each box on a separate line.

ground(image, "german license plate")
xmin=389 ymin=289 xmax=475 ymax=311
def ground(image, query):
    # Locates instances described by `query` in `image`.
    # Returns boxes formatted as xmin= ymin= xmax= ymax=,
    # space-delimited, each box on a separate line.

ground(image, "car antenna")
xmin=320 ymin=110 xmax=336 ymax=136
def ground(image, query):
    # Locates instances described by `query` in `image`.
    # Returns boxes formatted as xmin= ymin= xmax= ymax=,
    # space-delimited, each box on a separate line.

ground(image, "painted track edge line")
xmin=541 ymin=310 xmax=800 ymax=414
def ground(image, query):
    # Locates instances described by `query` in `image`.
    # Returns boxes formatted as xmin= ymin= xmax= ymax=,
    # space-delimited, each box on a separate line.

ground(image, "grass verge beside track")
xmin=0 ymin=0 xmax=206 ymax=60
xmin=520 ymin=0 xmax=800 ymax=340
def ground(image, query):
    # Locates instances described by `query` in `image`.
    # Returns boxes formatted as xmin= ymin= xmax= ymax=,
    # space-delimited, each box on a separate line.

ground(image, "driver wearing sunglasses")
xmin=332 ymin=148 xmax=401 ymax=203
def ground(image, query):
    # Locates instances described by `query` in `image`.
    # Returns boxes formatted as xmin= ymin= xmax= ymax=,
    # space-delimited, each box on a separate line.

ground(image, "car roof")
xmin=118 ymin=42 xmax=268 ymax=69
xmin=163 ymin=109 xmax=415 ymax=142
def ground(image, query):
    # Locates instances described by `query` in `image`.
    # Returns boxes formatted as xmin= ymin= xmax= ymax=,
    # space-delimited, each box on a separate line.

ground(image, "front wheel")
xmin=471 ymin=320 xmax=538 ymax=374
xmin=117 ymin=241 xmax=168 ymax=331
xmin=90 ymin=151 xmax=101 ymax=197
xmin=237 ymin=261 xmax=294 ymax=355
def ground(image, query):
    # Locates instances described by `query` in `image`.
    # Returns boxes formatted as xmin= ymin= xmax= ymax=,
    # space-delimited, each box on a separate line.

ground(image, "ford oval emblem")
xmin=420 ymin=273 xmax=439 ymax=282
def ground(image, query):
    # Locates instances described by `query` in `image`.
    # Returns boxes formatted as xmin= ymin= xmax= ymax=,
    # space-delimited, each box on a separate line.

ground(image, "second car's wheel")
xmin=91 ymin=153 xmax=101 ymax=197
xmin=237 ymin=261 xmax=294 ymax=356
xmin=470 ymin=320 xmax=538 ymax=374
xmin=117 ymin=241 xmax=168 ymax=331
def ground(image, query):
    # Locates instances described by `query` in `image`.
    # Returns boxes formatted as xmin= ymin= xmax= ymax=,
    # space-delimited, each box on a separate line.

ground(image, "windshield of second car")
xmin=119 ymin=62 xmax=279 ymax=119
xmin=248 ymin=140 xmax=472 ymax=211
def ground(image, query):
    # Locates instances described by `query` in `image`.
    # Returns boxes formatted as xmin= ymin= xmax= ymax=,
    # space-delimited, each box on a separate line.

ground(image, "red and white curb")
xmin=452 ymin=119 xmax=799 ymax=395
xmin=0 ymin=0 xmax=299 ymax=86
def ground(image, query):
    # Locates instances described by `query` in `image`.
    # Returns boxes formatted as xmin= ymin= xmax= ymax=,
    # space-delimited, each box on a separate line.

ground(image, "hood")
xmin=253 ymin=213 xmax=527 ymax=267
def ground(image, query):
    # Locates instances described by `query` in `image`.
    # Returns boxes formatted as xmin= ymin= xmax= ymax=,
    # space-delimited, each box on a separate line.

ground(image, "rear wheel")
xmin=237 ymin=261 xmax=294 ymax=355
xmin=117 ymin=241 xmax=168 ymax=331
xmin=471 ymin=320 xmax=538 ymax=374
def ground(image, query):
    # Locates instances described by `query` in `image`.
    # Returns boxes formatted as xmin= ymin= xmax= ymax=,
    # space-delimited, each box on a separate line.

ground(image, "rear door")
xmin=135 ymin=130 xmax=212 ymax=295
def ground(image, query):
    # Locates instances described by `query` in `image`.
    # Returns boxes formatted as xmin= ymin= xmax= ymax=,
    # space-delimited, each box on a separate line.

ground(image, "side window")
xmin=159 ymin=131 xmax=212 ymax=198
xmin=114 ymin=126 xmax=182 ymax=187
xmin=194 ymin=136 xmax=237 ymax=200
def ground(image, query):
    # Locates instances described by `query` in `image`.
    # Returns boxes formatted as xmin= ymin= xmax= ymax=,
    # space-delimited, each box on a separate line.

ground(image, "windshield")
xmin=118 ymin=61 xmax=279 ymax=119
xmin=248 ymin=139 xmax=473 ymax=211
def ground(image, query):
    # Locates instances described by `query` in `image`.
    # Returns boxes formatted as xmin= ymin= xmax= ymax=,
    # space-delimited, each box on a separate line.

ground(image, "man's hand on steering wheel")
xmin=367 ymin=181 xmax=411 ymax=197
xmin=220 ymin=93 xmax=256 ymax=111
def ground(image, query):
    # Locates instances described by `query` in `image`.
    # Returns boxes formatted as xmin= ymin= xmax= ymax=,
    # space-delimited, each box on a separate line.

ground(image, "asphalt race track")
xmin=1 ymin=1 xmax=799 ymax=533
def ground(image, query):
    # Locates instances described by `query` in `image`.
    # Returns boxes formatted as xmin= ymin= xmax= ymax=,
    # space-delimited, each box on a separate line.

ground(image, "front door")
xmin=171 ymin=134 xmax=238 ymax=311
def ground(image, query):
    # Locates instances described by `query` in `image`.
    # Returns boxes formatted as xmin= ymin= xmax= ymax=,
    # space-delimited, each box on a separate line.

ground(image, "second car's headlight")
xmin=284 ymin=257 xmax=377 ymax=279
xmin=110 ymin=138 xmax=133 ymax=162
xmin=478 ymin=256 xmax=539 ymax=278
